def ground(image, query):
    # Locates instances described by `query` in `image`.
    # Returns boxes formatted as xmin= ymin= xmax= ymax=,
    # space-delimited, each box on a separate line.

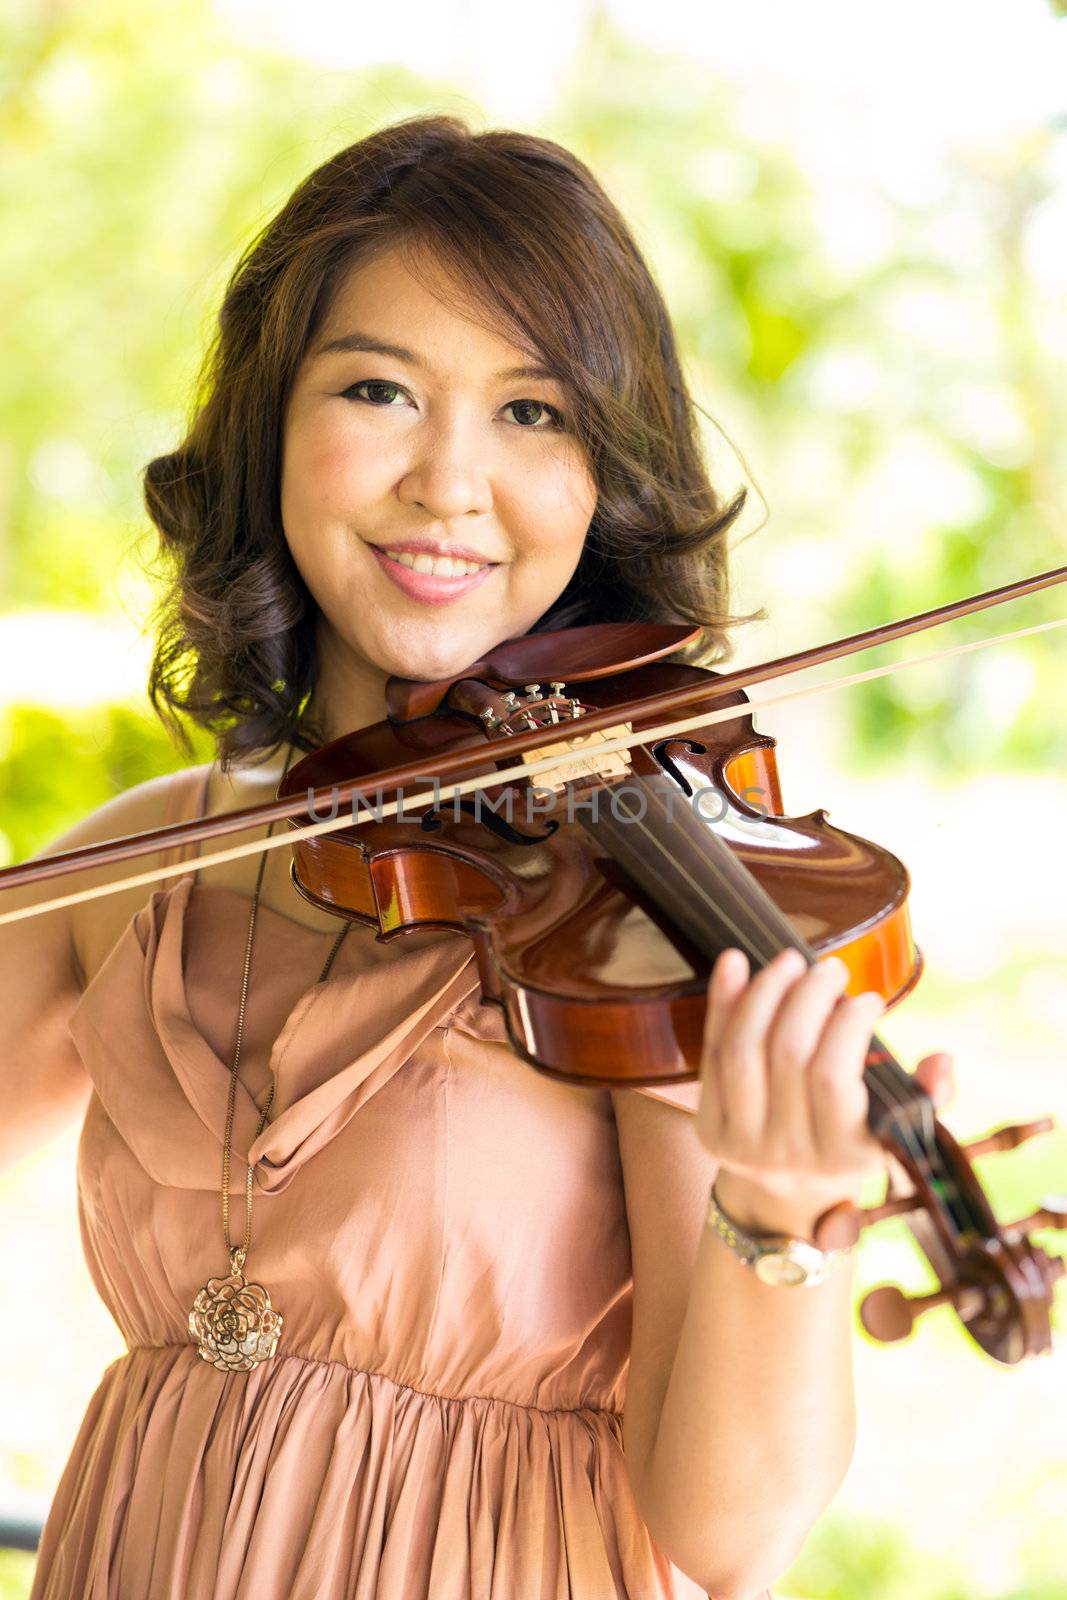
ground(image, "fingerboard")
xmin=579 ymin=773 xmax=933 ymax=1150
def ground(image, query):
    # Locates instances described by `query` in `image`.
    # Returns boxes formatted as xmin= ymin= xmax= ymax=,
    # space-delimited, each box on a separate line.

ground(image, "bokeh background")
xmin=2 ymin=1 xmax=1066 ymax=1595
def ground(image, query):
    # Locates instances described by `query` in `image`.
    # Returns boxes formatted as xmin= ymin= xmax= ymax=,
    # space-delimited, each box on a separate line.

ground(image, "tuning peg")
xmin=524 ymin=683 xmax=542 ymax=699
xmin=813 ymin=1192 xmax=925 ymax=1251
xmin=549 ymin=681 xmax=566 ymax=695
xmin=502 ymin=691 xmax=521 ymax=709
xmin=963 ymin=1116 xmax=1055 ymax=1159
xmin=860 ymin=1281 xmax=987 ymax=1344
xmin=1005 ymin=1196 xmax=1067 ymax=1234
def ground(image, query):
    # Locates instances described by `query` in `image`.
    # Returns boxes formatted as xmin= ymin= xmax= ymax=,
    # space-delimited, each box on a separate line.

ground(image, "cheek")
xmin=279 ymin=441 xmax=359 ymax=609
xmin=513 ymin=454 xmax=597 ymax=568
xmin=282 ymin=423 xmax=374 ymax=524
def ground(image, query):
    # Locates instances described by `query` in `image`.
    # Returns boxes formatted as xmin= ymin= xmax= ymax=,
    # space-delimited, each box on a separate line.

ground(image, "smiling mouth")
xmin=367 ymin=543 xmax=498 ymax=606
xmin=377 ymin=548 xmax=493 ymax=578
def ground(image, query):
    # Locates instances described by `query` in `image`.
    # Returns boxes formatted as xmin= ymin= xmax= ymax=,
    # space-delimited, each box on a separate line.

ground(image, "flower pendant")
xmin=189 ymin=1248 xmax=283 ymax=1372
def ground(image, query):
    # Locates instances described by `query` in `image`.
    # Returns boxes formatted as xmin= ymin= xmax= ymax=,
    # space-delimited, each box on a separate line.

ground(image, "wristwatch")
xmin=706 ymin=1183 xmax=852 ymax=1287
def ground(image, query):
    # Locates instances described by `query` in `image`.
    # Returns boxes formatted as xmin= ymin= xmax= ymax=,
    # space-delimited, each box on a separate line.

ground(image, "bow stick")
xmin=0 ymin=561 xmax=1064 ymax=925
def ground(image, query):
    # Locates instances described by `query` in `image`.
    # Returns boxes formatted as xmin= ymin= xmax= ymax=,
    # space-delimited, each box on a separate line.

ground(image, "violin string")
xmin=6 ymin=606 xmax=1065 ymax=927
xmin=607 ymin=774 xmax=934 ymax=1190
xmin=591 ymin=777 xmax=935 ymax=1179
xmin=625 ymin=775 xmax=939 ymax=1181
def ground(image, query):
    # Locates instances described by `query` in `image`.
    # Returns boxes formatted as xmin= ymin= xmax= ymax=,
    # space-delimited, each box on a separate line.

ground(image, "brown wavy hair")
xmin=144 ymin=113 xmax=754 ymax=768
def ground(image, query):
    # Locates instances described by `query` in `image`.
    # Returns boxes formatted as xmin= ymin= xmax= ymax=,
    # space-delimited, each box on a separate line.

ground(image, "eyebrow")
xmin=313 ymin=331 xmax=559 ymax=383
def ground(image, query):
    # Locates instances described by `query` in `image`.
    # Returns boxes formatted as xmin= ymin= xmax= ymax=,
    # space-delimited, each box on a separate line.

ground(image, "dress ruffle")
xmin=35 ymin=1343 xmax=697 ymax=1600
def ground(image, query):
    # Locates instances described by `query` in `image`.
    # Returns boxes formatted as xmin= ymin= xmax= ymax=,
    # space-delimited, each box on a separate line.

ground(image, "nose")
xmin=396 ymin=419 xmax=493 ymax=520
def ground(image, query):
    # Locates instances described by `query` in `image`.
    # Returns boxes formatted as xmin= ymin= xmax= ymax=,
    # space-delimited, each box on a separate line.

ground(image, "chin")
xmin=363 ymin=622 xmax=502 ymax=685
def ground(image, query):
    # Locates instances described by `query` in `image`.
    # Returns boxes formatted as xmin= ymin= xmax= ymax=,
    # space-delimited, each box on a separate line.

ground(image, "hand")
xmin=694 ymin=946 xmax=956 ymax=1234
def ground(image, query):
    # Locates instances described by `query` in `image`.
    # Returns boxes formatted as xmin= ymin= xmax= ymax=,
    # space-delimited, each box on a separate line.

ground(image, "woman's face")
xmin=281 ymin=242 xmax=598 ymax=727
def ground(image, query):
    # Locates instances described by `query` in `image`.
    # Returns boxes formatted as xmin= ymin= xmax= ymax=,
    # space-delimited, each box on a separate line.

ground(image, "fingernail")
xmin=821 ymin=956 xmax=849 ymax=982
xmin=714 ymin=948 xmax=745 ymax=981
xmin=777 ymin=947 xmax=806 ymax=970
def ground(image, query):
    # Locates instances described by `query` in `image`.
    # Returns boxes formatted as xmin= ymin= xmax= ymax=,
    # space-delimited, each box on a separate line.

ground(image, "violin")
xmin=4 ymin=567 xmax=1066 ymax=1366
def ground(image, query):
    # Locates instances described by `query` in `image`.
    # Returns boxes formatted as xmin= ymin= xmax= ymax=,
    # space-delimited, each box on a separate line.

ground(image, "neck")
xmin=305 ymin=623 xmax=392 ymax=746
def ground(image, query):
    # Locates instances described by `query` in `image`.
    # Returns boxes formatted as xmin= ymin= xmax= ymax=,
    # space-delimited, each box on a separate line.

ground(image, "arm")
xmin=0 ymin=851 xmax=91 ymax=1176
xmin=0 ymin=769 xmax=189 ymax=1175
xmin=614 ymin=1088 xmax=858 ymax=1598
xmin=626 ymin=1153 xmax=858 ymax=1598
xmin=614 ymin=948 xmax=953 ymax=1598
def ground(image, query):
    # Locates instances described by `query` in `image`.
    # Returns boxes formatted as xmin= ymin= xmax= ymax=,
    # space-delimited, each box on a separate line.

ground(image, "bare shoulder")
xmin=64 ymin=762 xmax=214 ymax=985
xmin=0 ymin=770 xmax=185 ymax=997
xmin=191 ymin=749 xmax=355 ymax=932
xmin=59 ymin=743 xmax=343 ymax=981
xmin=16 ymin=747 xmax=294 ymax=984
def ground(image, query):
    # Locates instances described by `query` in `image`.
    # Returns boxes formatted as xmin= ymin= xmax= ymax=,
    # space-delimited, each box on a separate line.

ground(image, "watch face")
xmin=754 ymin=1251 xmax=813 ymax=1288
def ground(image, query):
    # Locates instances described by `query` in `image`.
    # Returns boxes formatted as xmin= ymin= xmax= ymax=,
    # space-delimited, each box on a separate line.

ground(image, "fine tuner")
xmin=479 ymin=680 xmax=583 ymax=733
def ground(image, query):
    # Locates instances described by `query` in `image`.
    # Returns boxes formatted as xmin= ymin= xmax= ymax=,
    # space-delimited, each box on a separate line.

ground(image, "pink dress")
xmin=29 ymin=763 xmax=728 ymax=1599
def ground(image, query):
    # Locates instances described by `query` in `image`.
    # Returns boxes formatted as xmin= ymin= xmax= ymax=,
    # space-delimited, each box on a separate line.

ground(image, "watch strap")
xmin=706 ymin=1181 xmax=853 ymax=1286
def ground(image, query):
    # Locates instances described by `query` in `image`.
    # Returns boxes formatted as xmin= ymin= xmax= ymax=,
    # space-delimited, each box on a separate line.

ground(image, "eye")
xmin=342 ymin=379 xmax=409 ymax=407
xmin=502 ymin=399 xmax=566 ymax=431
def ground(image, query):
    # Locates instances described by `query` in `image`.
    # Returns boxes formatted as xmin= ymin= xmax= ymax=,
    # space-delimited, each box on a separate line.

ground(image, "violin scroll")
xmin=812 ymin=1113 xmax=1066 ymax=1364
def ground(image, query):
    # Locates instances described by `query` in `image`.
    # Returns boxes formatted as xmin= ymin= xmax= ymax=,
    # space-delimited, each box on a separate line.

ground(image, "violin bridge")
xmin=517 ymin=721 xmax=634 ymax=794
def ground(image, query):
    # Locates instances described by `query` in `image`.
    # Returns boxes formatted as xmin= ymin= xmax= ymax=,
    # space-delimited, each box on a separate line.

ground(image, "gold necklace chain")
xmin=189 ymin=743 xmax=352 ymax=1372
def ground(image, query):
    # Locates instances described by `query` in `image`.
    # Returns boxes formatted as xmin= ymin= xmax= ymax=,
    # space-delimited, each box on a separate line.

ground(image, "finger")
xmin=913 ymin=1051 xmax=956 ymax=1111
xmin=703 ymin=948 xmax=751 ymax=1058
xmin=697 ymin=947 xmax=755 ymax=1139
xmin=809 ymin=990 xmax=886 ymax=1164
xmin=715 ymin=947 xmax=809 ymax=1142
xmin=698 ymin=949 xmax=751 ymax=1146
xmin=766 ymin=955 xmax=853 ymax=1161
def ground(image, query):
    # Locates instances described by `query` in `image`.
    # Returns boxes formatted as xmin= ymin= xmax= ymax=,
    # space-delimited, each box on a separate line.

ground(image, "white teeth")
xmin=384 ymin=549 xmax=488 ymax=578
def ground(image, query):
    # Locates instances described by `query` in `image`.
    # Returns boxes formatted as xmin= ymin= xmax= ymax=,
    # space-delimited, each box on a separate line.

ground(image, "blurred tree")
xmin=554 ymin=21 xmax=1067 ymax=774
xmin=0 ymin=702 xmax=211 ymax=862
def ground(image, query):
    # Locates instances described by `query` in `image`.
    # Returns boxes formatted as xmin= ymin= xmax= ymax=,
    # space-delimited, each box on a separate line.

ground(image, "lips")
xmin=373 ymin=539 xmax=499 ymax=566
xmin=368 ymin=543 xmax=497 ymax=607
xmin=377 ymin=548 xmax=489 ymax=578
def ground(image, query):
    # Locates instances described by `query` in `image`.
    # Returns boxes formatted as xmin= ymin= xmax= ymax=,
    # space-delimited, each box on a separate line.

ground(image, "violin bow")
xmin=0 ymin=561 xmax=1065 ymax=923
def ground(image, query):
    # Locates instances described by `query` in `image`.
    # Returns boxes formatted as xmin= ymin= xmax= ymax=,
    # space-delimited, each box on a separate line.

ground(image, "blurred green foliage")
xmin=0 ymin=1553 xmax=34 ymax=1599
xmin=784 ymin=1512 xmax=1067 ymax=1599
xmin=0 ymin=703 xmax=211 ymax=863
xmin=1 ymin=3 xmax=1065 ymax=1597
xmin=552 ymin=22 xmax=1066 ymax=775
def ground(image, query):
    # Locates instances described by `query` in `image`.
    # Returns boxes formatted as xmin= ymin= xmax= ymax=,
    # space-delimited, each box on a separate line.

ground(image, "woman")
xmin=7 ymin=114 xmax=952 ymax=1599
